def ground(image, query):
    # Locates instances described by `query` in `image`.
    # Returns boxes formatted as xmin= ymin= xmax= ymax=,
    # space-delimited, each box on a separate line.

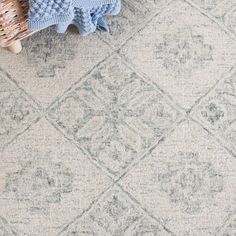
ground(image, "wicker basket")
xmin=0 ymin=0 xmax=33 ymax=52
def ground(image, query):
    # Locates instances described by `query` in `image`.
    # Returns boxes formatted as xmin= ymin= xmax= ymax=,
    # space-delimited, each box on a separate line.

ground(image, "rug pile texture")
xmin=0 ymin=0 xmax=236 ymax=235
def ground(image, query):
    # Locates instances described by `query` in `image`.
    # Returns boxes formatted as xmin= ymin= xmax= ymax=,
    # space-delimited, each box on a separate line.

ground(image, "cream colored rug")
xmin=0 ymin=0 xmax=236 ymax=235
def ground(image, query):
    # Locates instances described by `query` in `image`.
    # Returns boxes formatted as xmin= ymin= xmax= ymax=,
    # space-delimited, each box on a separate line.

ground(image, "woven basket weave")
xmin=0 ymin=0 xmax=32 ymax=47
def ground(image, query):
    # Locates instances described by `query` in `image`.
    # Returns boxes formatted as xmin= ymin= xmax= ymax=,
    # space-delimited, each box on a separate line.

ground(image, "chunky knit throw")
xmin=29 ymin=0 xmax=121 ymax=35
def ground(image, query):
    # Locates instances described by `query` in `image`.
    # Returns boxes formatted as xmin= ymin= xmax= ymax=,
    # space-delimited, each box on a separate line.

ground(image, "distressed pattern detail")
xmin=0 ymin=70 xmax=39 ymax=150
xmin=119 ymin=0 xmax=236 ymax=109
xmin=5 ymin=155 xmax=74 ymax=215
xmin=120 ymin=121 xmax=236 ymax=235
xmin=0 ymin=0 xmax=236 ymax=235
xmin=193 ymin=72 xmax=236 ymax=154
xmin=0 ymin=216 xmax=16 ymax=236
xmin=59 ymin=187 xmax=172 ymax=235
xmin=0 ymin=120 xmax=112 ymax=235
xmin=191 ymin=0 xmax=236 ymax=37
xmin=23 ymin=28 xmax=78 ymax=78
xmin=48 ymin=56 xmax=181 ymax=177
xmin=155 ymin=26 xmax=213 ymax=76
xmin=158 ymin=152 xmax=223 ymax=214
xmin=217 ymin=212 xmax=236 ymax=235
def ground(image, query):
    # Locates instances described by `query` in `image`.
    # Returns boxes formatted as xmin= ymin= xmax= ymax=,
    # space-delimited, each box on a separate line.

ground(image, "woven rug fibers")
xmin=0 ymin=0 xmax=236 ymax=235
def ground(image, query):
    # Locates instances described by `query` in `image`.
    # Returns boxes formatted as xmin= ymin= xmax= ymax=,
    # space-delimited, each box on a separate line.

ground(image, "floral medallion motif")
xmin=48 ymin=56 xmax=180 ymax=177
xmin=155 ymin=27 xmax=213 ymax=76
xmin=59 ymin=187 xmax=171 ymax=235
xmin=5 ymin=153 xmax=74 ymax=215
xmin=158 ymin=152 xmax=223 ymax=214
xmin=23 ymin=27 xmax=77 ymax=78
xmin=194 ymin=73 xmax=236 ymax=153
xmin=201 ymin=102 xmax=225 ymax=125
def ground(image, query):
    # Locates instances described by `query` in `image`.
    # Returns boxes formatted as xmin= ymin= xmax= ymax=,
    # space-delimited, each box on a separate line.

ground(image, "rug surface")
xmin=0 ymin=0 xmax=236 ymax=235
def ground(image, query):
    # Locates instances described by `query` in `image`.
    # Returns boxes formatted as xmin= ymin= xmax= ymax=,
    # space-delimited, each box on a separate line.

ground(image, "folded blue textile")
xmin=28 ymin=0 xmax=121 ymax=35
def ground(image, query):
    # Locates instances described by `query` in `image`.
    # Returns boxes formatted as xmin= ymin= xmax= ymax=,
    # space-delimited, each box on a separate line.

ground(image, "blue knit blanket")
xmin=28 ymin=0 xmax=121 ymax=35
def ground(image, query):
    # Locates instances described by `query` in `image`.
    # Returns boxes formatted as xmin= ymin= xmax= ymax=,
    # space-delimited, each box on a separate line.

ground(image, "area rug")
xmin=0 ymin=0 xmax=236 ymax=235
